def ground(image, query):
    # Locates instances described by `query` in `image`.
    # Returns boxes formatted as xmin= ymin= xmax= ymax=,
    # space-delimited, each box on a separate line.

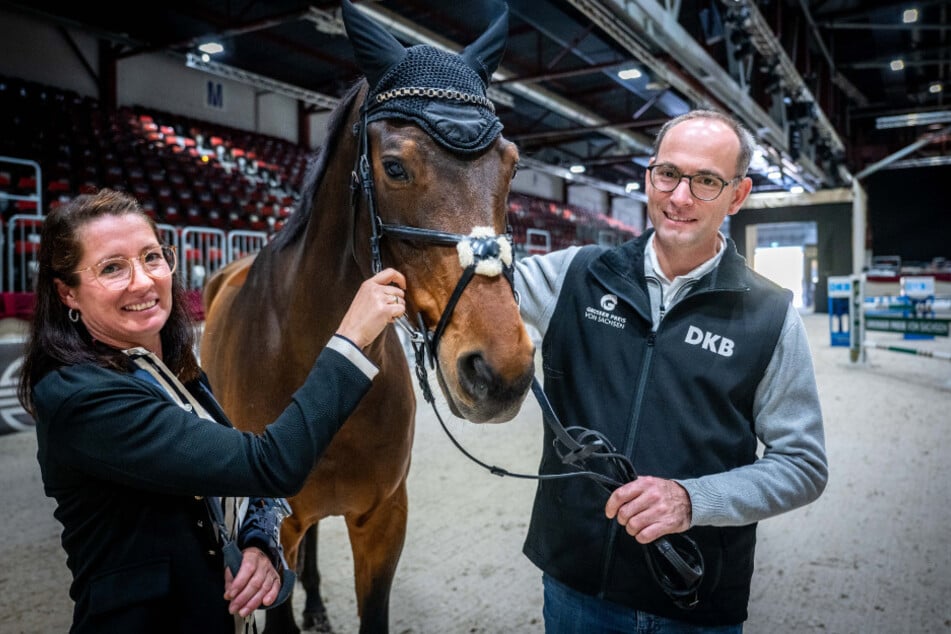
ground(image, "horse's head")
xmin=343 ymin=0 xmax=534 ymax=423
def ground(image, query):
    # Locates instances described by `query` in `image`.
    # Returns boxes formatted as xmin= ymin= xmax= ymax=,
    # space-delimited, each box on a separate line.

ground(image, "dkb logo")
xmin=684 ymin=325 xmax=735 ymax=357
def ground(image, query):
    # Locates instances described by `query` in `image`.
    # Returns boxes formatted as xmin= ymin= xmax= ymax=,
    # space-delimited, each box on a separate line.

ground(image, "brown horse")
xmin=199 ymin=2 xmax=534 ymax=631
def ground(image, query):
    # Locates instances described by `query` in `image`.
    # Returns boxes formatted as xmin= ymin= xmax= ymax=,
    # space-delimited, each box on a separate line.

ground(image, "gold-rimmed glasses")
xmin=74 ymin=245 xmax=177 ymax=290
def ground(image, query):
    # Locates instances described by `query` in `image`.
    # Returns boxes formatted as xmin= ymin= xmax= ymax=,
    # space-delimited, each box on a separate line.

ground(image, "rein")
xmin=349 ymin=100 xmax=703 ymax=611
xmin=417 ymin=364 xmax=704 ymax=611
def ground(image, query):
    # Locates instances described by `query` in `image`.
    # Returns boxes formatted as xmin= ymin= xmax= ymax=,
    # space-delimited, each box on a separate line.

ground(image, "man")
xmin=515 ymin=109 xmax=828 ymax=633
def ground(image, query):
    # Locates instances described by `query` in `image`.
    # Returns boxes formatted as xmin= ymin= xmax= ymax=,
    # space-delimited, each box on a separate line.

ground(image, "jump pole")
xmin=863 ymin=340 xmax=951 ymax=362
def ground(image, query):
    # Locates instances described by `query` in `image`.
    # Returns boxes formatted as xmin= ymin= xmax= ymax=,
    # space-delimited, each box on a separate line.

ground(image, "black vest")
xmin=523 ymin=234 xmax=791 ymax=625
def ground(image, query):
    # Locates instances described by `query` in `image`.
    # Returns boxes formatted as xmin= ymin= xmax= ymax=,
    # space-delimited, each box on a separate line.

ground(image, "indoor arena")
xmin=1 ymin=2 xmax=949 ymax=633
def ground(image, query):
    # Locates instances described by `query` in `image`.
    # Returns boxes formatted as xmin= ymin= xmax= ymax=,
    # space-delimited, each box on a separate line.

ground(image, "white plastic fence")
xmin=179 ymin=227 xmax=227 ymax=291
xmin=1 ymin=217 xmax=273 ymax=294
xmin=227 ymin=230 xmax=269 ymax=262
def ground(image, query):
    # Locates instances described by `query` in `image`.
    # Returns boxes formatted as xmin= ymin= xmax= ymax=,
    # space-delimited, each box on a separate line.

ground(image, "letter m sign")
xmin=206 ymin=81 xmax=224 ymax=110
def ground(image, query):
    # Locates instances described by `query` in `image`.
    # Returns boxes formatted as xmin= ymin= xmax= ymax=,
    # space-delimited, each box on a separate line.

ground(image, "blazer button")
xmin=194 ymin=496 xmax=203 ymax=500
xmin=197 ymin=520 xmax=204 ymax=528
xmin=208 ymin=549 xmax=216 ymax=556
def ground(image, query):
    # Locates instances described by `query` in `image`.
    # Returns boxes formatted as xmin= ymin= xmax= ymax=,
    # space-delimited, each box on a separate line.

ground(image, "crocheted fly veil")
xmin=341 ymin=0 xmax=508 ymax=155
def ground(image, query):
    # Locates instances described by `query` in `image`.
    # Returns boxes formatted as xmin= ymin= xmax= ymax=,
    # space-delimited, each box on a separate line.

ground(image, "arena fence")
xmin=1 ymin=215 xmax=272 ymax=297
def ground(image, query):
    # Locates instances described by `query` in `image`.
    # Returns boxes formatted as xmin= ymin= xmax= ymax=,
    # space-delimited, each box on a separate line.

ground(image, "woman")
xmin=18 ymin=189 xmax=407 ymax=633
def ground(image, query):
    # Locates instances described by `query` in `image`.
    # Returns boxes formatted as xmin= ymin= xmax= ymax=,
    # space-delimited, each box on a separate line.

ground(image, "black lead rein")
xmin=412 ymin=345 xmax=705 ymax=611
xmin=351 ymin=97 xmax=703 ymax=610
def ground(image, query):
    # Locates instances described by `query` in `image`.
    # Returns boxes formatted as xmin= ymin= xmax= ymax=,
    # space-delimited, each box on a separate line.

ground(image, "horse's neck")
xmin=268 ymin=126 xmax=367 ymax=334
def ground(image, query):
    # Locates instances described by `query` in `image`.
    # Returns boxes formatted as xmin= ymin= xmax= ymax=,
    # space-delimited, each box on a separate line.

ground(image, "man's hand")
xmin=604 ymin=476 xmax=692 ymax=543
xmin=223 ymin=546 xmax=282 ymax=618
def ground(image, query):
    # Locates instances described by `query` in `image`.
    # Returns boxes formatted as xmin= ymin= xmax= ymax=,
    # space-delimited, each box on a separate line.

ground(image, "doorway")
xmin=747 ymin=221 xmax=818 ymax=311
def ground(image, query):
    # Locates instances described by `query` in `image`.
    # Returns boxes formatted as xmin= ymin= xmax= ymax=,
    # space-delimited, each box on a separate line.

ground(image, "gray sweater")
xmin=515 ymin=235 xmax=828 ymax=527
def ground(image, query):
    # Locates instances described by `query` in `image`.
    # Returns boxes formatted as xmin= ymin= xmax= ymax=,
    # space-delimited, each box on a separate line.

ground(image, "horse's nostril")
xmin=459 ymin=352 xmax=493 ymax=399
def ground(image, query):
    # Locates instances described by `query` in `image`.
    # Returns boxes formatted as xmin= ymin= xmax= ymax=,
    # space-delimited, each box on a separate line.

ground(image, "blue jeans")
xmin=542 ymin=574 xmax=743 ymax=634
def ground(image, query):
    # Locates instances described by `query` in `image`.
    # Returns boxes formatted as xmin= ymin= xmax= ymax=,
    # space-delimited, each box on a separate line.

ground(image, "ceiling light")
xmin=617 ymin=68 xmax=643 ymax=80
xmin=625 ymin=181 xmax=641 ymax=192
xmin=789 ymin=185 xmax=804 ymax=194
xmin=930 ymin=83 xmax=943 ymax=94
xmin=569 ymin=164 xmax=586 ymax=174
xmin=890 ymin=59 xmax=905 ymax=71
xmin=902 ymin=9 xmax=919 ymax=24
xmin=198 ymin=41 xmax=224 ymax=55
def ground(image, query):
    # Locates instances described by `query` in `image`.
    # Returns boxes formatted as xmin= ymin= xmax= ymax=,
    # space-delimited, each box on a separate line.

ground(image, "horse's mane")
xmin=269 ymin=80 xmax=365 ymax=251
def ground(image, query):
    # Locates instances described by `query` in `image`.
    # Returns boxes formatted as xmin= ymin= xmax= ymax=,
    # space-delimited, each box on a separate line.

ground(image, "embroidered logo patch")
xmin=585 ymin=294 xmax=627 ymax=329
xmin=685 ymin=325 xmax=735 ymax=357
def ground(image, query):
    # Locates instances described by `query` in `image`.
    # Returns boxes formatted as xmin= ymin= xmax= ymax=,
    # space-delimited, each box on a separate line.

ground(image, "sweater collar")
xmin=597 ymin=229 xmax=752 ymax=293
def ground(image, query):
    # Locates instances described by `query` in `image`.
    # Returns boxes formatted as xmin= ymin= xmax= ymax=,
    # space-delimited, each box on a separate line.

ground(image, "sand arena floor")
xmin=1 ymin=312 xmax=949 ymax=633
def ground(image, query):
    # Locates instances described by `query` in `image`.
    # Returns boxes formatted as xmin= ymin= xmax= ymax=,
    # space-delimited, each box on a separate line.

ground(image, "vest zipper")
xmin=597 ymin=330 xmax=656 ymax=598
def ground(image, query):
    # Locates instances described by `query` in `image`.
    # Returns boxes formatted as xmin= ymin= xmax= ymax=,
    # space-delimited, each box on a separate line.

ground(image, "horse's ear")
xmin=341 ymin=0 xmax=407 ymax=90
xmin=461 ymin=2 xmax=509 ymax=86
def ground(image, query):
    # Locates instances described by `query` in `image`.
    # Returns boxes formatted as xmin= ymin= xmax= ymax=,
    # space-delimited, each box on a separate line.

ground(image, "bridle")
xmin=350 ymin=103 xmax=516 ymax=370
xmin=350 ymin=98 xmax=704 ymax=611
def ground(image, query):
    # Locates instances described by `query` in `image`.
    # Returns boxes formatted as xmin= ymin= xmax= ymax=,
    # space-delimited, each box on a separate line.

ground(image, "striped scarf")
xmin=123 ymin=347 xmax=255 ymax=634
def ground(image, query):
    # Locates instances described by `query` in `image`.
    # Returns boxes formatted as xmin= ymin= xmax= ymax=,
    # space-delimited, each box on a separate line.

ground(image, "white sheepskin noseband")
xmin=456 ymin=226 xmax=513 ymax=277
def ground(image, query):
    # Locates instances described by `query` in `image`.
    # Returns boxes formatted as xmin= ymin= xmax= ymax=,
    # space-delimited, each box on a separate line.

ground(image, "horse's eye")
xmin=382 ymin=160 xmax=408 ymax=181
xmin=511 ymin=161 xmax=520 ymax=181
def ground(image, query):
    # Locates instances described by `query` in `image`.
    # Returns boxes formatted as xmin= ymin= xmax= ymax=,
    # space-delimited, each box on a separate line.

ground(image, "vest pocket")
xmin=88 ymin=557 xmax=171 ymax=616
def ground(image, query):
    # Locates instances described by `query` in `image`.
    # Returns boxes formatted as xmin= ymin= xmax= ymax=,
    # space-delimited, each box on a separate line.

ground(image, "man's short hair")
xmin=652 ymin=109 xmax=755 ymax=177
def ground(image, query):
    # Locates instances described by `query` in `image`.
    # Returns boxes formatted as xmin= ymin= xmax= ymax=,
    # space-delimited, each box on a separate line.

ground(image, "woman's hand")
xmin=336 ymin=268 xmax=407 ymax=348
xmin=223 ymin=546 xmax=282 ymax=618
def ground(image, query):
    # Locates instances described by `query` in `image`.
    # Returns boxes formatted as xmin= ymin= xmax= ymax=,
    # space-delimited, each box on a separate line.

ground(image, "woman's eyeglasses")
xmin=74 ymin=245 xmax=177 ymax=290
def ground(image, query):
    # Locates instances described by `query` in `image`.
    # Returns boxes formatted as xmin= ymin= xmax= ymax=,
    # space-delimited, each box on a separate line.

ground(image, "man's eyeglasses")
xmin=646 ymin=164 xmax=739 ymax=201
xmin=75 ymin=245 xmax=177 ymax=290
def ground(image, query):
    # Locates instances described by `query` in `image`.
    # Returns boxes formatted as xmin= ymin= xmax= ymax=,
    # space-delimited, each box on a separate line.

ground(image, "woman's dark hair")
xmin=17 ymin=188 xmax=200 ymax=416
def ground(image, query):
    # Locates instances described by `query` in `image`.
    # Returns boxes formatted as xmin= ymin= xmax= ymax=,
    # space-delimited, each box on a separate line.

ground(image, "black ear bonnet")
xmin=341 ymin=0 xmax=508 ymax=155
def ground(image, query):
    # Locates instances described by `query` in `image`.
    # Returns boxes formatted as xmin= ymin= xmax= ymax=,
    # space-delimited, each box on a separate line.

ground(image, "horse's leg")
xmin=346 ymin=480 xmax=409 ymax=634
xmin=299 ymin=524 xmax=332 ymax=632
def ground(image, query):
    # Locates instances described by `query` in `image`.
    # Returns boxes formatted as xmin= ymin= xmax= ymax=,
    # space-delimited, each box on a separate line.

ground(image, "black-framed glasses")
xmin=646 ymin=163 xmax=739 ymax=201
xmin=75 ymin=245 xmax=177 ymax=290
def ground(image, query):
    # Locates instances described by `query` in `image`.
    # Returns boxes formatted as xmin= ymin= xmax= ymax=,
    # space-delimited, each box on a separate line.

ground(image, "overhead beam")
xmin=494 ymin=60 xmax=622 ymax=84
xmin=820 ymin=22 xmax=951 ymax=33
xmin=855 ymin=124 xmax=951 ymax=179
xmin=519 ymin=157 xmax=647 ymax=200
xmin=184 ymin=53 xmax=340 ymax=109
xmin=569 ymin=0 xmax=836 ymax=190
xmin=795 ymin=0 xmax=870 ymax=108
xmin=352 ymin=2 xmax=659 ymax=153
xmin=507 ymin=118 xmax=667 ymax=143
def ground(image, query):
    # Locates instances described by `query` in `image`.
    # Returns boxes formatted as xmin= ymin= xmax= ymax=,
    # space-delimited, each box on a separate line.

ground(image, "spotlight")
xmin=198 ymin=41 xmax=224 ymax=55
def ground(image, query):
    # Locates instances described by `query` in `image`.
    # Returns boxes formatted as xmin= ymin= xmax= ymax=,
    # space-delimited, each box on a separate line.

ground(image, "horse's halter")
xmin=349 ymin=98 xmax=704 ymax=612
xmin=350 ymin=103 xmax=517 ymax=371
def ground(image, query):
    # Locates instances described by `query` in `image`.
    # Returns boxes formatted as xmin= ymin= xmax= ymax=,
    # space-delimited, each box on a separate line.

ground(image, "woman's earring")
xmin=68 ymin=308 xmax=80 ymax=323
